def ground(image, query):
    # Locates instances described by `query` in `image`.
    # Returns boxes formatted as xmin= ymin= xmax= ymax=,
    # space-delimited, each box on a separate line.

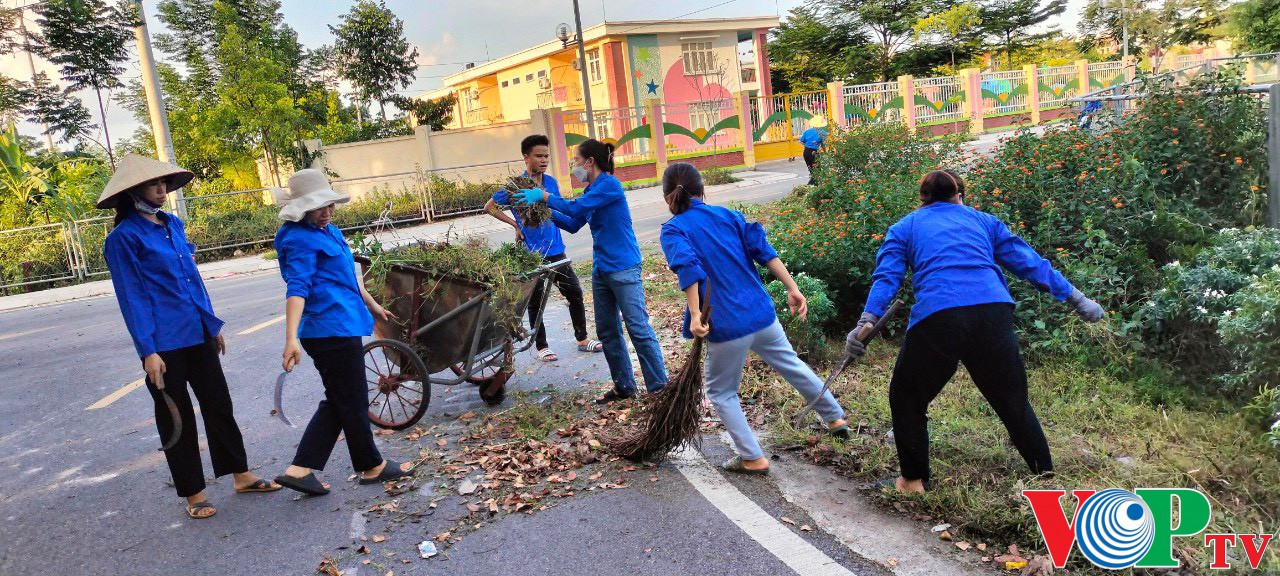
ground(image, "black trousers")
xmin=293 ymin=337 xmax=383 ymax=472
xmin=527 ymin=252 xmax=589 ymax=350
xmin=803 ymin=148 xmax=819 ymax=185
xmin=889 ymin=303 xmax=1053 ymax=482
xmin=144 ymin=338 xmax=249 ymax=498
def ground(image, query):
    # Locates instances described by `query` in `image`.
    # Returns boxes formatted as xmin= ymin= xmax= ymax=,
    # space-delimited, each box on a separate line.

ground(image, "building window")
xmin=587 ymin=48 xmax=603 ymax=84
xmin=501 ymin=80 xmax=509 ymax=87
xmin=525 ymin=73 xmax=534 ymax=81
xmin=538 ymin=70 xmax=547 ymax=78
xmin=681 ymin=41 xmax=715 ymax=75
xmin=512 ymin=76 xmax=520 ymax=85
xmin=593 ymin=111 xmax=610 ymax=139
xmin=688 ymin=100 xmax=725 ymax=133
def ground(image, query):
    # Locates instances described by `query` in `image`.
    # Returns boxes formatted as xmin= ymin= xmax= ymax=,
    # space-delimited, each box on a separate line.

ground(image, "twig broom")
xmin=604 ymin=281 xmax=713 ymax=462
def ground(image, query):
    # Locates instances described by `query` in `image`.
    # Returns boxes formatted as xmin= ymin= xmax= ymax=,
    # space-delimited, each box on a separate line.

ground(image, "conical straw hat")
xmin=96 ymin=154 xmax=195 ymax=209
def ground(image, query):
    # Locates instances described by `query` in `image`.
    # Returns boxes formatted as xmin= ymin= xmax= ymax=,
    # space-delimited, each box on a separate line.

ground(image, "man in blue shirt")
xmin=485 ymin=134 xmax=600 ymax=362
xmin=799 ymin=115 xmax=828 ymax=185
xmin=846 ymin=170 xmax=1104 ymax=494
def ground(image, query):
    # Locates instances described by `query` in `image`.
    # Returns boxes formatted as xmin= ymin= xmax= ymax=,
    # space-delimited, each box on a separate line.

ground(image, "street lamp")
xmin=559 ymin=0 xmax=596 ymax=139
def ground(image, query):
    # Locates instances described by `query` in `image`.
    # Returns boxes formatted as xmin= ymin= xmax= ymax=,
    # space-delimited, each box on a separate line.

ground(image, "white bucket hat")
xmin=95 ymin=154 xmax=195 ymax=209
xmin=810 ymin=115 xmax=829 ymax=129
xmin=273 ymin=169 xmax=350 ymax=222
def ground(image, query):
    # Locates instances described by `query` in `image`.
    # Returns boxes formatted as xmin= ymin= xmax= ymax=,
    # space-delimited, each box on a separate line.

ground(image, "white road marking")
xmin=237 ymin=314 xmax=285 ymax=335
xmin=86 ymin=378 xmax=144 ymax=410
xmin=671 ymin=447 xmax=858 ymax=576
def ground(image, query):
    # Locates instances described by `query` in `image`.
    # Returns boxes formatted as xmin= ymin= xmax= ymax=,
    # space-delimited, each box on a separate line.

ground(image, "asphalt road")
xmin=0 ymin=160 xmax=892 ymax=576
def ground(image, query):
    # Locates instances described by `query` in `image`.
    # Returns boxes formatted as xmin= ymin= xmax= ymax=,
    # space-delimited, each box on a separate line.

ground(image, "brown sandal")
xmin=186 ymin=500 xmax=216 ymax=519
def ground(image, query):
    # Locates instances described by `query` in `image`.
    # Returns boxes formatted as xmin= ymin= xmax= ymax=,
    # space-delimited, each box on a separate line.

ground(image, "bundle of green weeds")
xmin=500 ymin=175 xmax=553 ymax=228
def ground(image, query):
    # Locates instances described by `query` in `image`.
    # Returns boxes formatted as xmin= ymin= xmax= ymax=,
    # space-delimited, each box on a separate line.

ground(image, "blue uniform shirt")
xmin=547 ymin=172 xmax=642 ymax=274
xmin=865 ymin=202 xmax=1076 ymax=330
xmin=105 ymin=211 xmax=224 ymax=358
xmin=660 ymin=199 xmax=781 ymax=343
xmin=275 ymin=221 xmax=374 ymax=339
xmin=799 ymin=127 xmax=826 ymax=150
xmin=492 ymin=172 xmax=567 ymax=257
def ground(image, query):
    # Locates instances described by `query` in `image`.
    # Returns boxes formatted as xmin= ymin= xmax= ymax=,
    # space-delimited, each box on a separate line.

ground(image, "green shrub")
xmin=701 ymin=166 xmax=741 ymax=186
xmin=767 ymin=123 xmax=960 ymax=315
xmin=764 ymin=273 xmax=836 ymax=362
xmin=426 ymin=173 xmax=505 ymax=216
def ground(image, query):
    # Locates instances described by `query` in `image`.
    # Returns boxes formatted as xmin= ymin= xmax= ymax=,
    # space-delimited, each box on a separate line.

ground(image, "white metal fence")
xmin=914 ymin=75 xmax=966 ymax=124
xmin=843 ymin=81 xmax=901 ymax=125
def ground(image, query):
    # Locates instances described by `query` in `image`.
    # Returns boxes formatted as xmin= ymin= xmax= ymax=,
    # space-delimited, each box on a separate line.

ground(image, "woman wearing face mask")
xmin=101 ymin=155 xmax=280 ymax=520
xmin=847 ymin=169 xmax=1105 ymax=493
xmin=659 ymin=163 xmax=851 ymax=474
xmin=514 ymin=139 xmax=668 ymax=403
xmin=271 ymin=169 xmax=413 ymax=496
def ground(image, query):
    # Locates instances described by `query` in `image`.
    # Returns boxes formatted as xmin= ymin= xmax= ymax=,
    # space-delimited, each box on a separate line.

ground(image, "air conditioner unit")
xmin=571 ymin=58 xmax=581 ymax=71
xmin=468 ymin=89 xmax=481 ymax=101
xmin=538 ymin=77 xmax=551 ymax=89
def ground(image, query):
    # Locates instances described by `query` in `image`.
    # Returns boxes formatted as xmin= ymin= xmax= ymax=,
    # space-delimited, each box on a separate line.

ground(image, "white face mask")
xmin=129 ymin=191 xmax=163 ymax=215
xmin=571 ymin=163 xmax=590 ymax=183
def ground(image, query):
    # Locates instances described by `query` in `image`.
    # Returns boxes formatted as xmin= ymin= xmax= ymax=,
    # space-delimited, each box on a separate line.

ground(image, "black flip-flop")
xmin=235 ymin=478 xmax=282 ymax=494
xmin=358 ymin=459 xmax=413 ymax=485
xmin=274 ymin=472 xmax=330 ymax=496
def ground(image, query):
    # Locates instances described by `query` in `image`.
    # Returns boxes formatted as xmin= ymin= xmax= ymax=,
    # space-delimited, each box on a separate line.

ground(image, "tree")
xmin=388 ymin=94 xmax=457 ymax=131
xmin=1232 ymin=0 xmax=1280 ymax=52
xmin=1081 ymin=0 xmax=1226 ymax=69
xmin=825 ymin=0 xmax=939 ymax=82
xmin=21 ymin=73 xmax=92 ymax=143
xmin=35 ymin=0 xmax=138 ymax=165
xmin=330 ymin=0 xmax=419 ymax=120
xmin=979 ymin=0 xmax=1068 ymax=69
xmin=767 ymin=5 xmax=875 ymax=91
xmin=915 ymin=3 xmax=984 ymax=70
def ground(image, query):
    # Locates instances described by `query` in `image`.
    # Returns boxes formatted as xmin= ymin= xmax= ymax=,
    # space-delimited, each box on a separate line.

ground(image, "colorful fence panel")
xmin=914 ymin=76 xmax=966 ymax=125
xmin=843 ymin=81 xmax=902 ymax=125
xmin=1038 ymin=64 xmax=1080 ymax=109
xmin=562 ymin=106 xmax=654 ymax=165
xmin=980 ymin=69 xmax=1031 ymax=116
xmin=1088 ymin=61 xmax=1127 ymax=90
xmin=659 ymin=99 xmax=742 ymax=159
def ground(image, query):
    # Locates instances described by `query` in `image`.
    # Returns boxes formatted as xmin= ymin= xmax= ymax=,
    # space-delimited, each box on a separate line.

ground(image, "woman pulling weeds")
xmin=849 ymin=170 xmax=1105 ymax=493
xmin=101 ymin=155 xmax=279 ymax=519
xmin=272 ymin=169 xmax=413 ymax=496
xmin=658 ymin=163 xmax=851 ymax=475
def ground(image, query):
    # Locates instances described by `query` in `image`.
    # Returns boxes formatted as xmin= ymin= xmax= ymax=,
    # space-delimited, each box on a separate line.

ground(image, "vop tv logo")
xmin=1023 ymin=488 xmax=1274 ymax=570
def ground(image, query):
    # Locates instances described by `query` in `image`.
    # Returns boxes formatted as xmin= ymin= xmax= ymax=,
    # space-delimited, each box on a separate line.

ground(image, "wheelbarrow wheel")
xmin=479 ymin=370 xmax=511 ymax=406
xmin=364 ymin=339 xmax=430 ymax=430
xmin=448 ymin=345 xmax=513 ymax=387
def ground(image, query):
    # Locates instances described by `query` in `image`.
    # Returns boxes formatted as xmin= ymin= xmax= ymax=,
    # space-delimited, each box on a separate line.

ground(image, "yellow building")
xmin=421 ymin=16 xmax=780 ymax=129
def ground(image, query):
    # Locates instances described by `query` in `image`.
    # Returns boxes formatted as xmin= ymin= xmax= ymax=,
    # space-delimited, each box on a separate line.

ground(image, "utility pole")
xmin=15 ymin=2 xmax=56 ymax=152
xmin=130 ymin=0 xmax=185 ymax=217
xmin=1119 ymin=0 xmax=1128 ymax=62
xmin=571 ymin=0 xmax=596 ymax=139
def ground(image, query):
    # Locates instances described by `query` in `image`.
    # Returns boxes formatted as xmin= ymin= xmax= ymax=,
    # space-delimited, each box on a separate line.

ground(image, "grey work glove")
xmin=844 ymin=312 xmax=879 ymax=358
xmin=1066 ymin=289 xmax=1105 ymax=323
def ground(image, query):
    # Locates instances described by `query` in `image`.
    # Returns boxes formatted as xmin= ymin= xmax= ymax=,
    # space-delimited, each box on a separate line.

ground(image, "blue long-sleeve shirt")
xmin=660 ymin=199 xmax=781 ymax=343
xmin=492 ymin=172 xmax=567 ymax=257
xmin=799 ymin=127 xmax=826 ymax=150
xmin=865 ymin=202 xmax=1076 ymax=330
xmin=275 ymin=221 xmax=373 ymax=339
xmin=104 ymin=211 xmax=224 ymax=358
xmin=546 ymin=172 xmax=641 ymax=274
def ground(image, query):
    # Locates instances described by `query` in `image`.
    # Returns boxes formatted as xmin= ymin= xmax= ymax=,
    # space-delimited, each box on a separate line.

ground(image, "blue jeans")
xmin=592 ymin=265 xmax=668 ymax=394
xmin=706 ymin=320 xmax=845 ymax=460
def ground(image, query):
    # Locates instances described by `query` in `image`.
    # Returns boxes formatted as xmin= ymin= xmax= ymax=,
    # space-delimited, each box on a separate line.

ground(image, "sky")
xmin=2 ymin=0 xmax=1088 ymax=150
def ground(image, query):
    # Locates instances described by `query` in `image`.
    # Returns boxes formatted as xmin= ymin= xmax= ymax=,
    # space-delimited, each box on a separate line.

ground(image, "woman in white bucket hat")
xmin=271 ymin=168 xmax=413 ymax=496
xmin=100 ymin=154 xmax=280 ymax=520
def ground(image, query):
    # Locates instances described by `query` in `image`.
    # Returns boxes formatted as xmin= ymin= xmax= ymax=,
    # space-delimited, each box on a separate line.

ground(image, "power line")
xmin=613 ymin=0 xmax=742 ymax=35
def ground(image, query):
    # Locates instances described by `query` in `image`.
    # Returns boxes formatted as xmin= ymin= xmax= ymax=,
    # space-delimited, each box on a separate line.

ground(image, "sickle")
xmin=158 ymin=389 xmax=182 ymax=451
xmin=272 ymin=371 xmax=295 ymax=427
xmin=792 ymin=299 xmax=904 ymax=429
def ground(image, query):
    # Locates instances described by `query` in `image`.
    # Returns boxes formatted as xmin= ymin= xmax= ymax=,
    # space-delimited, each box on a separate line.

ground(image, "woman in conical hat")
xmin=270 ymin=168 xmax=413 ymax=496
xmin=100 ymin=154 xmax=280 ymax=520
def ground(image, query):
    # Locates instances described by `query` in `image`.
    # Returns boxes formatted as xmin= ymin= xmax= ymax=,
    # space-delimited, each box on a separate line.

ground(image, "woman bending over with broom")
xmin=850 ymin=169 xmax=1104 ymax=494
xmin=658 ymin=163 xmax=851 ymax=475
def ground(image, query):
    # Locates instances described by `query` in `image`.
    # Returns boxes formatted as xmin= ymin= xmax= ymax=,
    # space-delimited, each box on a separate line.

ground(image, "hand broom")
xmin=604 ymin=280 xmax=713 ymax=462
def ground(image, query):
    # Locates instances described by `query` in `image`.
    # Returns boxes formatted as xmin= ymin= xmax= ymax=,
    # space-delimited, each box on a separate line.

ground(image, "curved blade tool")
xmin=273 ymin=371 xmax=295 ymax=427
xmin=158 ymin=389 xmax=182 ymax=451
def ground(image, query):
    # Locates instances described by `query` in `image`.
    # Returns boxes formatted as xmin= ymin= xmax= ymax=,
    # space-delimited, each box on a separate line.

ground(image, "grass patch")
xmin=632 ymin=245 xmax=1280 ymax=573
